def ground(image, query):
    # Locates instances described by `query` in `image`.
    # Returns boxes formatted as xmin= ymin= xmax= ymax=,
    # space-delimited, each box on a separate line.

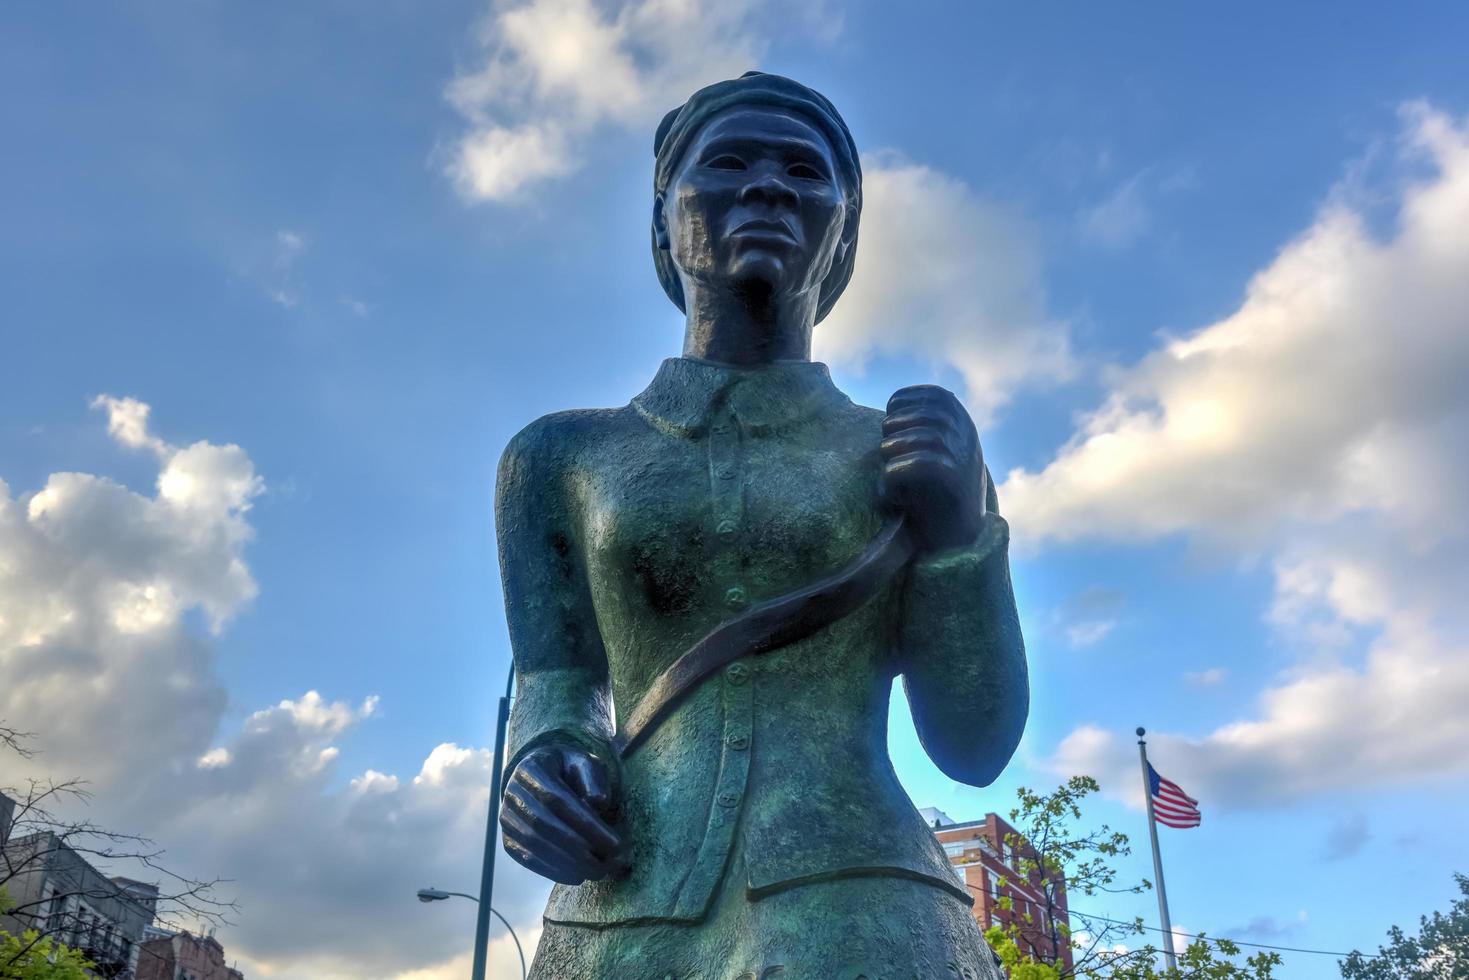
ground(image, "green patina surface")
xmin=496 ymin=355 xmax=1027 ymax=977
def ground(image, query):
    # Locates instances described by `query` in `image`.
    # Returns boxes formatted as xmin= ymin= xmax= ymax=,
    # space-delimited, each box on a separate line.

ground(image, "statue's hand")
xmin=501 ymin=743 xmax=627 ymax=885
xmin=879 ymin=384 xmax=987 ymax=554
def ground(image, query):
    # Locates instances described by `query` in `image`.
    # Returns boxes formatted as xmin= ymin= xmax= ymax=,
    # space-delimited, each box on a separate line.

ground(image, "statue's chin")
xmin=726 ymin=252 xmax=792 ymax=302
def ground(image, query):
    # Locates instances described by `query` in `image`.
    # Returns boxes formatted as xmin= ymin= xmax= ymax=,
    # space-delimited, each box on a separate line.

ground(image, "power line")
xmin=961 ymin=873 xmax=1382 ymax=961
xmin=1069 ymin=908 xmax=1378 ymax=960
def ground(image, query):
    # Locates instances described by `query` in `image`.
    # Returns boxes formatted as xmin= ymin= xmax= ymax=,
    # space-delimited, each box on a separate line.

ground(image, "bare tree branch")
xmin=2 ymin=722 xmax=239 ymax=973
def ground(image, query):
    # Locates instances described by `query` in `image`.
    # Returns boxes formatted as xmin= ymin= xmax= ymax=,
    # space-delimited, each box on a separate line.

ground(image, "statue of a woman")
xmin=495 ymin=71 xmax=1028 ymax=979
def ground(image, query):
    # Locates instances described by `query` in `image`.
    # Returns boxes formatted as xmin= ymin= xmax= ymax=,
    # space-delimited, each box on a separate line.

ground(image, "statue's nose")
xmin=737 ymin=171 xmax=799 ymax=210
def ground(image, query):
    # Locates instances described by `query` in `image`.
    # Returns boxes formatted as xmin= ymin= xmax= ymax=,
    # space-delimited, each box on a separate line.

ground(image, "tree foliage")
xmin=1339 ymin=873 xmax=1469 ymax=979
xmin=985 ymin=777 xmax=1281 ymax=979
xmin=0 ymin=930 xmax=93 ymax=980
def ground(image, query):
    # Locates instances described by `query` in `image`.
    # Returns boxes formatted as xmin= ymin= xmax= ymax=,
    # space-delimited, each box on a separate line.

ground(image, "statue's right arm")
xmin=495 ymin=416 xmax=627 ymax=884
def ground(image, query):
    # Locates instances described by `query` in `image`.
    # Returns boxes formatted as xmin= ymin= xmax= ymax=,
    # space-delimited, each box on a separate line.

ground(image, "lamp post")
xmin=416 ymin=887 xmax=526 ymax=980
xmin=469 ymin=664 xmax=516 ymax=980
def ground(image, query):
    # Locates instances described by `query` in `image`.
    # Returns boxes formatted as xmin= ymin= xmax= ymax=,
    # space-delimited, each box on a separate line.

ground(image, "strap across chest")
xmin=613 ymin=515 xmax=916 ymax=757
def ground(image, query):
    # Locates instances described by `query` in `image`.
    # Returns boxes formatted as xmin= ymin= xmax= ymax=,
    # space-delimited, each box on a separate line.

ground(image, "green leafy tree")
xmin=0 ymin=887 xmax=92 ymax=980
xmin=984 ymin=777 xmax=1281 ymax=979
xmin=1339 ymin=873 xmax=1468 ymax=979
xmin=1097 ymin=936 xmax=1280 ymax=979
xmin=0 ymin=930 xmax=93 ymax=980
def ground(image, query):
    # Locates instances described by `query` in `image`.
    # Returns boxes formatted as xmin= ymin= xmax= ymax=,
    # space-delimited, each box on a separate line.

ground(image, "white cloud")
xmin=275 ymin=230 xmax=305 ymax=266
xmin=445 ymin=0 xmax=782 ymax=201
xmin=1065 ymin=619 xmax=1115 ymax=648
xmin=1076 ymin=166 xmax=1194 ymax=250
xmin=1035 ymin=105 xmax=1469 ymax=807
xmin=444 ymin=4 xmax=1069 ymax=416
xmin=816 ymin=159 xmax=1073 ymax=423
xmin=1002 ymin=103 xmax=1469 ymax=549
xmin=91 ymin=395 xmax=168 ymax=456
xmin=1077 ymin=172 xmax=1151 ymax=249
xmin=452 ymin=121 xmax=575 ymax=201
xmin=1041 ymin=585 xmax=1124 ymax=651
xmin=197 ymin=747 xmax=232 ymax=769
xmin=138 ymin=698 xmax=550 ymax=978
xmin=1183 ymin=667 xmax=1225 ymax=687
xmin=0 ymin=398 xmax=551 ymax=978
xmin=268 ymin=229 xmax=306 ymax=307
xmin=0 ymin=397 xmax=259 ymax=790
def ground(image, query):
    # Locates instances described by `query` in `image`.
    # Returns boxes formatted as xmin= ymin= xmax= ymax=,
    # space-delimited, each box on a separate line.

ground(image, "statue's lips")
xmin=729 ymin=219 xmax=798 ymax=244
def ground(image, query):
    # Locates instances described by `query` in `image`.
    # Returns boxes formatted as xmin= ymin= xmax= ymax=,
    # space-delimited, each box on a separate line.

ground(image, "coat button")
xmin=715 ymin=463 xmax=737 ymax=480
xmin=716 ymin=518 xmax=738 ymax=541
xmin=717 ymin=790 xmax=740 ymax=808
xmin=726 ymin=731 xmax=749 ymax=750
xmin=724 ymin=586 xmax=748 ymax=610
xmin=725 ymin=662 xmax=750 ymax=685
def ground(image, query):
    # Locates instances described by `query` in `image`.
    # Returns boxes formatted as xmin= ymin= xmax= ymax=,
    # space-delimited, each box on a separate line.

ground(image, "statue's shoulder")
xmin=498 ymin=406 xmax=637 ymax=485
xmin=837 ymin=398 xmax=886 ymax=436
xmin=845 ymin=400 xmax=885 ymax=423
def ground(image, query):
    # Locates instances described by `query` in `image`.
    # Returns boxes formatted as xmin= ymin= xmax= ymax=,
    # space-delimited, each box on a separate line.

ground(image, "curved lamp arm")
xmin=416 ymin=887 xmax=527 ymax=979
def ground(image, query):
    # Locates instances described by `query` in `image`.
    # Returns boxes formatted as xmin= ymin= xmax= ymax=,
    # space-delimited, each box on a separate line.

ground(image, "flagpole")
xmin=1137 ymin=727 xmax=1178 ymax=972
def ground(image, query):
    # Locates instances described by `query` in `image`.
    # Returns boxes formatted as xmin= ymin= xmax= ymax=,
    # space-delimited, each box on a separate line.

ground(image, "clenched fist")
xmin=879 ymin=384 xmax=988 ymax=554
xmin=501 ymin=742 xmax=627 ymax=885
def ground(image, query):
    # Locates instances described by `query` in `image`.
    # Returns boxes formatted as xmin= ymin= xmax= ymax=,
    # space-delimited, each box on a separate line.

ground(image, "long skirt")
xmin=527 ymin=844 xmax=1004 ymax=980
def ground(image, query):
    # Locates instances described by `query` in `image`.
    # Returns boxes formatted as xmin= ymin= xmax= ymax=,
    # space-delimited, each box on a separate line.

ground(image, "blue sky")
xmin=3 ymin=2 xmax=1468 ymax=977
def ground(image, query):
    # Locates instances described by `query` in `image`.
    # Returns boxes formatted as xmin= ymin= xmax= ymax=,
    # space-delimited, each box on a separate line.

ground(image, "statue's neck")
xmin=679 ymin=279 xmax=817 ymax=366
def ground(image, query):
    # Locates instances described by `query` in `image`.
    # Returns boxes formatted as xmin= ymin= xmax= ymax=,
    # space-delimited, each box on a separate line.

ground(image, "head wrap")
xmin=652 ymin=71 xmax=862 ymax=323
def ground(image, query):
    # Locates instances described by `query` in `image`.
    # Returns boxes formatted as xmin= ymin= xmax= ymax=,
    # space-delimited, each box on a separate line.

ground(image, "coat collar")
xmin=631 ymin=357 xmax=850 ymax=437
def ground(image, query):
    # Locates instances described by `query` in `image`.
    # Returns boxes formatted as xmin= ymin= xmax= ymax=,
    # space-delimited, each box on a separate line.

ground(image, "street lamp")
xmin=469 ymin=663 xmax=517 ymax=980
xmin=416 ymin=887 xmax=526 ymax=980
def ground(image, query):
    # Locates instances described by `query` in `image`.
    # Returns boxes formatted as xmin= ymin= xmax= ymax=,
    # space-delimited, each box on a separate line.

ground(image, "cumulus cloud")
xmin=816 ymin=159 xmax=1073 ymax=422
xmin=140 ymin=702 xmax=548 ymax=979
xmin=1035 ymin=104 xmax=1469 ymax=808
xmin=0 ymin=399 xmax=547 ymax=979
xmin=0 ymin=396 xmax=259 ymax=787
xmin=1003 ymin=103 xmax=1469 ymax=547
xmin=444 ymin=4 xmax=1069 ymax=416
xmin=444 ymin=0 xmax=782 ymax=201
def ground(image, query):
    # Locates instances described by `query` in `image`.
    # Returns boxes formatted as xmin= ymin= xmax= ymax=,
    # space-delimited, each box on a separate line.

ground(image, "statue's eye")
xmin=787 ymin=163 xmax=826 ymax=181
xmin=706 ymin=154 xmax=747 ymax=171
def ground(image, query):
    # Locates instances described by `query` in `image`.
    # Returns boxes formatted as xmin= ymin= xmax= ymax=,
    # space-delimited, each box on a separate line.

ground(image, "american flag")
xmin=1148 ymin=763 xmax=1201 ymax=829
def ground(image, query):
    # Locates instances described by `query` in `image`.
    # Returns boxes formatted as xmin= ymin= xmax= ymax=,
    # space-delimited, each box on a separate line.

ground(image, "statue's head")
xmin=652 ymin=72 xmax=862 ymax=323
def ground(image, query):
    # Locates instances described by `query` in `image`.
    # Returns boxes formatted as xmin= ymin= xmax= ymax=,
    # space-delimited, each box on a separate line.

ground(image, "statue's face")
xmin=658 ymin=106 xmax=854 ymax=304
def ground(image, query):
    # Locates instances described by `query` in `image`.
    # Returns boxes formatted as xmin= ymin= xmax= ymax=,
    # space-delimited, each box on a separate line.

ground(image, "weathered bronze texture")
xmin=494 ymin=71 xmax=1028 ymax=978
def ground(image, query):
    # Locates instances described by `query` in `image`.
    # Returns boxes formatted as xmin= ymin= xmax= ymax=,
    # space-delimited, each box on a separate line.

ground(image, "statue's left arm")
xmin=897 ymin=498 xmax=1028 ymax=786
xmin=880 ymin=384 xmax=1029 ymax=786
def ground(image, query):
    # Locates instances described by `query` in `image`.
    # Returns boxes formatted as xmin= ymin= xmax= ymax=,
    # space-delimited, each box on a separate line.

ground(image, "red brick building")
xmin=923 ymin=807 xmax=1074 ymax=972
xmin=135 ymin=931 xmax=244 ymax=980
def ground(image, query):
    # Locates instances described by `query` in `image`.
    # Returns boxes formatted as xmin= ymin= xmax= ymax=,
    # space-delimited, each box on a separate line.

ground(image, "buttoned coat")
xmin=495 ymin=357 xmax=1028 ymax=927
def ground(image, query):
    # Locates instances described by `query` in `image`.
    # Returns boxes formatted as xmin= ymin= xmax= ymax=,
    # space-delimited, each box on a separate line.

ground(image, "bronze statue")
xmin=494 ymin=71 xmax=1028 ymax=978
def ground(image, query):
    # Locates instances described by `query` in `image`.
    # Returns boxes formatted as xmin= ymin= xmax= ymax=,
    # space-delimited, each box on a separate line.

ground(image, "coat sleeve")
xmin=494 ymin=416 xmax=619 ymax=791
xmin=896 ymin=470 xmax=1029 ymax=786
